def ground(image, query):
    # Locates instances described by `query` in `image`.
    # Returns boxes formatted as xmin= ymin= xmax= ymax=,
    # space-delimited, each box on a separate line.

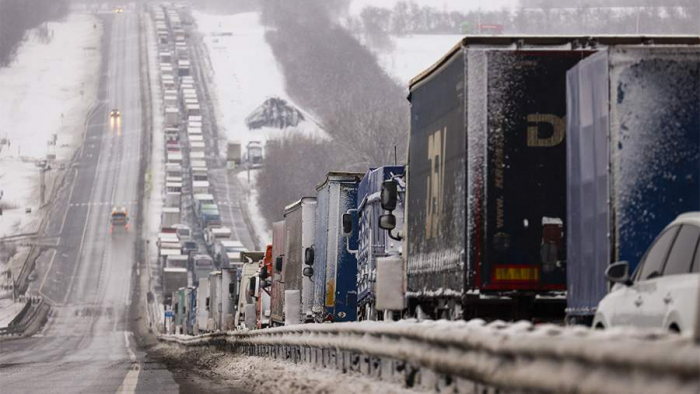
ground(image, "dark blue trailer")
xmin=313 ymin=172 xmax=363 ymax=322
xmin=356 ymin=166 xmax=405 ymax=320
xmin=566 ymin=43 xmax=700 ymax=324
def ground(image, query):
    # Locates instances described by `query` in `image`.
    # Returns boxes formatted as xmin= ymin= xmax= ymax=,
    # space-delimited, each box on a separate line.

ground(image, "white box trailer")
xmin=161 ymin=75 xmax=175 ymax=91
xmin=189 ymin=115 xmax=203 ymax=123
xmin=192 ymin=180 xmax=210 ymax=195
xmin=159 ymin=52 xmax=172 ymax=63
xmin=188 ymin=121 xmax=202 ymax=129
xmin=196 ymin=277 xmax=210 ymax=333
xmin=186 ymin=104 xmax=201 ymax=118
xmin=190 ymin=160 xmax=207 ymax=168
xmin=164 ymin=95 xmax=177 ymax=107
xmin=162 ymin=207 xmax=181 ymax=228
xmin=163 ymin=268 xmax=188 ymax=305
xmin=166 ymin=181 xmax=183 ymax=194
xmin=184 ymin=98 xmax=199 ymax=107
xmin=188 ymin=134 xmax=203 ymax=143
xmin=190 ymin=151 xmax=205 ymax=161
xmin=165 ymin=191 xmax=181 ymax=209
xmin=165 ymin=163 xmax=183 ymax=178
xmin=208 ymin=271 xmax=222 ymax=331
xmin=187 ymin=128 xmax=203 ymax=139
xmin=164 ymin=89 xmax=178 ymax=97
xmin=166 ymin=151 xmax=183 ymax=165
xmin=190 ymin=141 xmax=206 ymax=153
xmin=192 ymin=167 xmax=208 ymax=182
xmin=165 ymin=107 xmax=179 ymax=127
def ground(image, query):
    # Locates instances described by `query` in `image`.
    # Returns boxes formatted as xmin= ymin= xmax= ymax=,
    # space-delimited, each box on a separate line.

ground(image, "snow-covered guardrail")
xmin=159 ymin=320 xmax=700 ymax=394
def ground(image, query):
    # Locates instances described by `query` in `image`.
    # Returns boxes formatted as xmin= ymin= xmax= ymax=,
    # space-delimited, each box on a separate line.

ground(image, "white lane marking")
xmin=38 ymin=249 xmax=57 ymax=294
xmin=63 ymin=202 xmax=92 ymax=304
xmin=59 ymin=168 xmax=80 ymax=234
xmin=116 ymin=331 xmax=141 ymax=394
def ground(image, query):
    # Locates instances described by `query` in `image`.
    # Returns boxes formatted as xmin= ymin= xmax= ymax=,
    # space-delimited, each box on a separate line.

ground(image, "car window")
xmin=663 ymin=225 xmax=700 ymax=276
xmin=694 ymin=240 xmax=700 ymax=273
xmin=636 ymin=226 xmax=679 ymax=281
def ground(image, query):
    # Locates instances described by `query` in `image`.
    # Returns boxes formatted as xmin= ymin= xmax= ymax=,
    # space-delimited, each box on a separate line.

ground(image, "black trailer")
xmin=406 ymin=36 xmax=607 ymax=320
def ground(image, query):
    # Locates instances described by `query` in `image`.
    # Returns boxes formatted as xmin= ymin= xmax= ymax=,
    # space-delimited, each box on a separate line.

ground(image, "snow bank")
xmin=0 ymin=13 xmax=101 ymax=239
xmin=192 ymin=11 xmax=325 ymax=151
xmin=378 ymin=34 xmax=462 ymax=86
xmin=237 ymin=169 xmax=271 ymax=245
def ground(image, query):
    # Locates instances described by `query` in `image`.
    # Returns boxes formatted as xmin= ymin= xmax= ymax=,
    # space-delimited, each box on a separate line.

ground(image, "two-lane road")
xmin=0 ymin=11 xmax=178 ymax=393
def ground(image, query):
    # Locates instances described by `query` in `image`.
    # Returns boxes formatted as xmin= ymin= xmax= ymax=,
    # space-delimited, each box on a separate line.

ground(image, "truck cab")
xmin=110 ymin=207 xmax=130 ymax=233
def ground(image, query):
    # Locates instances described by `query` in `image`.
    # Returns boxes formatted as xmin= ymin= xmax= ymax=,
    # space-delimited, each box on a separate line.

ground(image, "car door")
xmin=647 ymin=224 xmax=699 ymax=330
xmin=614 ymin=226 xmax=679 ymax=328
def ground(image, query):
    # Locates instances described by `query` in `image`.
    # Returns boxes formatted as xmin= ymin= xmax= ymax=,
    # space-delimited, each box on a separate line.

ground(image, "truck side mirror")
xmin=342 ymin=213 xmax=353 ymax=236
xmin=303 ymin=266 xmax=314 ymax=278
xmin=381 ymin=181 xmax=398 ymax=211
xmin=260 ymin=265 xmax=269 ymax=280
xmin=304 ymin=247 xmax=314 ymax=266
xmin=379 ymin=214 xmax=396 ymax=231
xmin=275 ymin=256 xmax=283 ymax=272
xmin=605 ymin=261 xmax=631 ymax=285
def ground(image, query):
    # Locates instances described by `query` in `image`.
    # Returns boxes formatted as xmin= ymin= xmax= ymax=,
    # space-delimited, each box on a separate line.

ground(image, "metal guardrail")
xmin=159 ymin=320 xmax=700 ymax=394
xmin=0 ymin=297 xmax=48 ymax=338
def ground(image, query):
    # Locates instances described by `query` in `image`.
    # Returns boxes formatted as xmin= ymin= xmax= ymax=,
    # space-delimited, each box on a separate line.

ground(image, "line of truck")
xmin=154 ymin=18 xmax=700 ymax=331
xmin=245 ymin=36 xmax=700 ymax=327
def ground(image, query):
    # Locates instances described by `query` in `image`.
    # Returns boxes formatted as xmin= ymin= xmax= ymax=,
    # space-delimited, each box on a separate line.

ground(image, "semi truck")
xmin=403 ymin=36 xmax=598 ymax=320
xmin=163 ymin=267 xmax=187 ymax=305
xmin=227 ymin=142 xmax=242 ymax=166
xmin=312 ymin=172 xmax=363 ymax=322
xmin=565 ymin=40 xmax=700 ymax=324
xmin=283 ymin=198 xmax=317 ymax=324
xmin=353 ymin=166 xmax=405 ymax=320
xmin=270 ymin=221 xmax=286 ymax=326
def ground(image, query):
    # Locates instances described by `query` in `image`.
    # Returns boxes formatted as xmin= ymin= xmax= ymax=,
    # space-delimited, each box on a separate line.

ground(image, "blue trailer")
xmin=355 ymin=166 xmax=405 ymax=320
xmin=313 ymin=172 xmax=363 ymax=322
xmin=566 ymin=44 xmax=700 ymax=324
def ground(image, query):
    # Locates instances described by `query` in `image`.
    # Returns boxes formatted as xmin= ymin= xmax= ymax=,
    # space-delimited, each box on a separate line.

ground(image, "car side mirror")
xmin=379 ymin=214 xmax=396 ymax=231
xmin=606 ymin=261 xmax=631 ymax=285
xmin=303 ymin=266 xmax=314 ymax=278
xmin=381 ymin=181 xmax=398 ymax=211
xmin=342 ymin=213 xmax=353 ymax=236
xmin=304 ymin=247 xmax=314 ymax=266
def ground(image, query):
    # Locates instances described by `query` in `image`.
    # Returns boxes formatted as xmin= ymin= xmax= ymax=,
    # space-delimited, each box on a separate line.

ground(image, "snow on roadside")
xmin=378 ymin=34 xmax=462 ymax=86
xmin=192 ymin=11 xmax=325 ymax=152
xmin=155 ymin=345 xmax=422 ymax=394
xmin=0 ymin=13 xmax=101 ymax=239
xmin=237 ymin=169 xmax=271 ymax=245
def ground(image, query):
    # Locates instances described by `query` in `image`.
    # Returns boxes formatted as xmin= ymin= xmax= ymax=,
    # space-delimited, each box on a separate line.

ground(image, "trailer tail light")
xmin=493 ymin=265 xmax=540 ymax=282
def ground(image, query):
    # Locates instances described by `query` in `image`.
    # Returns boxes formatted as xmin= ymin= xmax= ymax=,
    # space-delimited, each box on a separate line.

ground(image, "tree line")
xmin=350 ymin=0 xmax=700 ymax=37
xmin=254 ymin=0 xmax=409 ymax=225
xmin=0 ymin=0 xmax=69 ymax=67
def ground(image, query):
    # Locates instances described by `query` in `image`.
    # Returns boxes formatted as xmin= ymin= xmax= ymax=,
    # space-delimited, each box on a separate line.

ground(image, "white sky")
xmin=349 ymin=0 xmax=520 ymax=14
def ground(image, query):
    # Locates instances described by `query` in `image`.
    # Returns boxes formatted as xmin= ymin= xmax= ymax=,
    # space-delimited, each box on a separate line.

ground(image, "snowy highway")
xmin=0 ymin=12 xmax=179 ymax=392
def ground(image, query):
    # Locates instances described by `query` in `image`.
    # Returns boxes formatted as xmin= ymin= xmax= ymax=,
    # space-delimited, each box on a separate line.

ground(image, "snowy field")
xmin=193 ymin=11 xmax=324 ymax=152
xmin=379 ymin=34 xmax=462 ymax=86
xmin=0 ymin=13 xmax=101 ymax=238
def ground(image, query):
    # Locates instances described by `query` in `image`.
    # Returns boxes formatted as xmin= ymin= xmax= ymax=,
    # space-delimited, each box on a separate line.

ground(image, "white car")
xmin=593 ymin=213 xmax=700 ymax=334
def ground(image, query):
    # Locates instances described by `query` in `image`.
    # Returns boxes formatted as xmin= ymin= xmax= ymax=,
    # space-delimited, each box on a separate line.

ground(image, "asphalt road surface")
xmin=0 ymin=12 xmax=180 ymax=393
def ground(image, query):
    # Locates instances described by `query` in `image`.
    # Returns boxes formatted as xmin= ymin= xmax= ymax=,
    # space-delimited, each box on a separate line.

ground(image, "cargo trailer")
xmin=196 ymin=277 xmax=210 ymax=333
xmin=406 ymin=36 xmax=600 ymax=320
xmin=313 ymin=172 xmax=363 ymax=322
xmin=566 ymin=41 xmax=700 ymax=324
xmin=283 ymin=198 xmax=317 ymax=323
